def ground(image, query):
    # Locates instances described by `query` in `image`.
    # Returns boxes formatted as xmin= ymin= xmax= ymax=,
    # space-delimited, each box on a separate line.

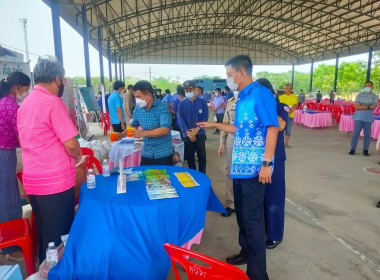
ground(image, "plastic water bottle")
xmin=46 ymin=242 xmax=58 ymax=270
xmin=303 ymin=104 xmax=307 ymax=112
xmin=102 ymin=159 xmax=110 ymax=177
xmin=87 ymin=169 xmax=96 ymax=189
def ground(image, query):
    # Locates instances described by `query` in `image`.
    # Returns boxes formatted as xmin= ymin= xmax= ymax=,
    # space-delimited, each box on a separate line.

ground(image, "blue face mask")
xmin=185 ymin=92 xmax=194 ymax=99
xmin=363 ymin=87 xmax=371 ymax=93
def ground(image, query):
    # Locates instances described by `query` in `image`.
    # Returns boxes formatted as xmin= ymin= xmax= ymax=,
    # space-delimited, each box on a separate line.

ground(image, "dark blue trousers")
xmin=264 ymin=161 xmax=285 ymax=241
xmin=234 ymin=177 xmax=268 ymax=280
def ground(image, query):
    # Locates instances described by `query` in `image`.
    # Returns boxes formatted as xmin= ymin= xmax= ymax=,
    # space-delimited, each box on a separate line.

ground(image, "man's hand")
xmin=258 ymin=166 xmax=272 ymax=184
xmin=132 ymin=129 xmax=144 ymax=138
xmin=121 ymin=123 xmax=126 ymax=131
xmin=197 ymin=122 xmax=215 ymax=129
xmin=187 ymin=130 xmax=197 ymax=142
xmin=218 ymin=145 xmax=225 ymax=157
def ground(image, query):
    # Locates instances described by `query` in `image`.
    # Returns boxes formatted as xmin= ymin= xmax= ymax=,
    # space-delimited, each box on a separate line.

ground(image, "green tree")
xmin=337 ymin=61 xmax=367 ymax=99
xmin=151 ymin=77 xmax=181 ymax=92
xmin=370 ymin=51 xmax=380 ymax=93
xmin=313 ymin=64 xmax=335 ymax=93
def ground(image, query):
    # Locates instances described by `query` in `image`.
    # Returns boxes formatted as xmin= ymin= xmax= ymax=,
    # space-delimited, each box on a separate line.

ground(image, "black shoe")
xmin=266 ymin=240 xmax=282 ymax=249
xmin=363 ymin=150 xmax=369 ymax=156
xmin=226 ymin=253 xmax=248 ymax=265
xmin=376 ymin=201 xmax=380 ymax=208
xmin=348 ymin=149 xmax=355 ymax=155
xmin=221 ymin=207 xmax=236 ymax=217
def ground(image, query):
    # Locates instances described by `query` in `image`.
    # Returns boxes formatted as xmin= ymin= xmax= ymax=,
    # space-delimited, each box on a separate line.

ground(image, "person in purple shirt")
xmin=212 ymin=88 xmax=226 ymax=134
xmin=0 ymin=71 xmax=31 ymax=261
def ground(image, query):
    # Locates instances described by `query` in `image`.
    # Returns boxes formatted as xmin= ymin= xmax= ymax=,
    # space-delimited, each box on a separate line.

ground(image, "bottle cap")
xmin=48 ymin=242 xmax=55 ymax=247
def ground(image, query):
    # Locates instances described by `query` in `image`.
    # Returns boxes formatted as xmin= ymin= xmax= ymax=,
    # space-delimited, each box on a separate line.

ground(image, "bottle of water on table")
xmin=87 ymin=169 xmax=96 ymax=189
xmin=102 ymin=159 xmax=110 ymax=177
xmin=46 ymin=242 xmax=58 ymax=270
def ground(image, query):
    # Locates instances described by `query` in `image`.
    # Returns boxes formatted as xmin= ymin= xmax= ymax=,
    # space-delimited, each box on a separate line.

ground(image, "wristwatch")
xmin=261 ymin=160 xmax=273 ymax=167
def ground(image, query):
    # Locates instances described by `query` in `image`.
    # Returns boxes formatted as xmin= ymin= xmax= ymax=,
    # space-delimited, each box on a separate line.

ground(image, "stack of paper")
xmin=174 ymin=172 xmax=199 ymax=188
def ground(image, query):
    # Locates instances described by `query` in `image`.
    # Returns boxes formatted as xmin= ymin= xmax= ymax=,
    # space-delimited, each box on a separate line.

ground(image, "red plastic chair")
xmin=163 ymin=243 xmax=249 ymax=280
xmin=0 ymin=219 xmax=36 ymax=276
xmin=80 ymin=147 xmax=94 ymax=156
xmin=84 ymin=155 xmax=102 ymax=174
xmin=100 ymin=112 xmax=111 ymax=136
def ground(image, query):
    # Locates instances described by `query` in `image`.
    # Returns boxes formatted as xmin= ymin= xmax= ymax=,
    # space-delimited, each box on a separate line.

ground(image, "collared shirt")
xmin=131 ymin=99 xmax=172 ymax=159
xmin=162 ymin=94 xmax=172 ymax=106
xmin=231 ymin=81 xmax=278 ymax=179
xmin=123 ymin=91 xmax=135 ymax=120
xmin=17 ymin=85 xmax=79 ymax=195
xmin=0 ymin=94 xmax=19 ymax=149
xmin=108 ymin=91 xmax=125 ymax=124
xmin=220 ymin=97 xmax=237 ymax=146
xmin=177 ymin=97 xmax=208 ymax=137
xmin=213 ymin=95 xmax=226 ymax=114
xmin=172 ymin=98 xmax=183 ymax=114
xmin=353 ymin=92 xmax=378 ymax=123
xmin=171 ymin=92 xmax=179 ymax=106
xmin=279 ymin=93 xmax=298 ymax=118
xmin=330 ymin=93 xmax=335 ymax=100
xmin=275 ymin=102 xmax=289 ymax=163
xmin=316 ymin=93 xmax=322 ymax=101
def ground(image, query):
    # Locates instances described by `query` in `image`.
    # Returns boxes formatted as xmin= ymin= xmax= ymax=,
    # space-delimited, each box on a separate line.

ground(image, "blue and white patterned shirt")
xmin=353 ymin=92 xmax=378 ymax=123
xmin=131 ymin=99 xmax=173 ymax=159
xmin=231 ymin=81 xmax=279 ymax=179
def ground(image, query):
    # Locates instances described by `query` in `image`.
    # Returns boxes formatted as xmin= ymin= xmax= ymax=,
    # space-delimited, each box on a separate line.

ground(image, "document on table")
xmin=174 ymin=172 xmax=199 ymax=188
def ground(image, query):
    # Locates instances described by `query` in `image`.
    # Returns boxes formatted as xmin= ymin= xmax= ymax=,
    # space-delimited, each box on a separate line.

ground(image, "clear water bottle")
xmin=303 ymin=103 xmax=307 ymax=112
xmin=46 ymin=242 xmax=58 ymax=270
xmin=87 ymin=169 xmax=96 ymax=189
xmin=102 ymin=159 xmax=110 ymax=177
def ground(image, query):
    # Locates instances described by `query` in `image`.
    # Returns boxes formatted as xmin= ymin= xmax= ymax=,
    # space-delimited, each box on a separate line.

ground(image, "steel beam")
xmin=107 ymin=39 xmax=112 ymax=82
xmin=82 ymin=5 xmax=91 ymax=87
xmin=98 ymin=27 xmax=105 ymax=85
xmin=114 ymin=50 xmax=118 ymax=80
xmin=366 ymin=47 xmax=373 ymax=81
xmin=291 ymin=63 xmax=295 ymax=88
xmin=309 ymin=59 xmax=314 ymax=93
xmin=51 ymin=0 xmax=63 ymax=64
xmin=334 ymin=54 xmax=339 ymax=92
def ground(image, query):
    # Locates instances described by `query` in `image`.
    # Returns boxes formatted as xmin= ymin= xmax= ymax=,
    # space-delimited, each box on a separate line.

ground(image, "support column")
xmin=291 ymin=63 xmax=295 ymax=88
xmin=309 ymin=59 xmax=314 ymax=93
xmin=114 ymin=50 xmax=118 ymax=80
xmin=366 ymin=47 xmax=373 ymax=81
xmin=107 ymin=40 xmax=112 ymax=82
xmin=51 ymin=0 xmax=63 ymax=64
xmin=81 ymin=5 xmax=91 ymax=87
xmin=98 ymin=27 xmax=104 ymax=85
xmin=119 ymin=56 xmax=122 ymax=82
xmin=333 ymin=54 xmax=339 ymax=92
xmin=122 ymin=63 xmax=125 ymax=83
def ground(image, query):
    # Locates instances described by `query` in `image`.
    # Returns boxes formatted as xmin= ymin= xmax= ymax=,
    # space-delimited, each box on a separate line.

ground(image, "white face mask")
xmin=233 ymin=91 xmax=239 ymax=99
xmin=215 ymin=92 xmax=219 ymax=96
xmin=363 ymin=87 xmax=371 ymax=93
xmin=227 ymin=76 xmax=239 ymax=92
xmin=185 ymin=92 xmax=194 ymax=99
xmin=136 ymin=97 xmax=147 ymax=108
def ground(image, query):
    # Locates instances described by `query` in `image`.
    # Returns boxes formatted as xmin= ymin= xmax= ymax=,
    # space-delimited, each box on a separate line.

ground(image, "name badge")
xmin=199 ymin=109 xmax=203 ymax=113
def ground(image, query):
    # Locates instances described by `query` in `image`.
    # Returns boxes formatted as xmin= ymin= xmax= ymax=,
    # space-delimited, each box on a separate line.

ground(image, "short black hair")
xmin=225 ymin=55 xmax=253 ymax=76
xmin=157 ymin=88 xmax=162 ymax=93
xmin=364 ymin=80 xmax=373 ymax=86
xmin=195 ymin=85 xmax=203 ymax=93
xmin=127 ymin=84 xmax=133 ymax=90
xmin=133 ymin=80 xmax=154 ymax=95
xmin=113 ymin=80 xmax=125 ymax=90
xmin=224 ymin=86 xmax=230 ymax=91
xmin=0 ymin=71 xmax=31 ymax=98
xmin=165 ymin=89 xmax=170 ymax=94
xmin=178 ymin=89 xmax=185 ymax=96
xmin=215 ymin=88 xmax=221 ymax=92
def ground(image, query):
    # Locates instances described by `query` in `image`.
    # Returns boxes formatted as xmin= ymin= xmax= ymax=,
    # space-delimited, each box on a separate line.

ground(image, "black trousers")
xmin=183 ymin=134 xmax=206 ymax=174
xmin=330 ymin=100 xmax=334 ymax=104
xmin=234 ymin=177 xmax=267 ymax=280
xmin=140 ymin=154 xmax=173 ymax=166
xmin=28 ymin=187 xmax=75 ymax=264
xmin=215 ymin=113 xmax=224 ymax=133
xmin=112 ymin=123 xmax=125 ymax=133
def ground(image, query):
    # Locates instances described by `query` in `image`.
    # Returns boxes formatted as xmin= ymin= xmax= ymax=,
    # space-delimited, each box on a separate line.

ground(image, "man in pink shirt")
xmin=17 ymin=57 xmax=82 ymax=263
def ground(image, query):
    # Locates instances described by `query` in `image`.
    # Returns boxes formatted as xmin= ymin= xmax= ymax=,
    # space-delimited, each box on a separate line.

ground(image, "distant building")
xmin=0 ymin=45 xmax=24 ymax=62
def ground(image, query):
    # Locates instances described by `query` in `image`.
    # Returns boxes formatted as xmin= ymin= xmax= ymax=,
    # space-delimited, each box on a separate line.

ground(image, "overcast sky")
xmin=0 ymin=0 xmax=370 ymax=82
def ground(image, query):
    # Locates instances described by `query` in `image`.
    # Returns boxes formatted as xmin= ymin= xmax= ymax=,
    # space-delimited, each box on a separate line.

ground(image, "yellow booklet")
xmin=174 ymin=172 xmax=199 ymax=188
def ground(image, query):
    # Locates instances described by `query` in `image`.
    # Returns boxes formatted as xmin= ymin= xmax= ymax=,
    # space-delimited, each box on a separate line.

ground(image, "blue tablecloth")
xmin=49 ymin=166 xmax=224 ymax=280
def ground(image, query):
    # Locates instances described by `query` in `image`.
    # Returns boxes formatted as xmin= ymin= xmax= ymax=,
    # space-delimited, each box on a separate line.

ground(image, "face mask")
xmin=233 ymin=91 xmax=239 ymax=99
xmin=185 ymin=92 xmax=194 ymax=99
xmin=227 ymin=76 xmax=239 ymax=92
xmin=364 ymin=87 xmax=371 ymax=93
xmin=215 ymin=92 xmax=219 ymax=96
xmin=58 ymin=82 xmax=64 ymax=98
xmin=136 ymin=97 xmax=147 ymax=108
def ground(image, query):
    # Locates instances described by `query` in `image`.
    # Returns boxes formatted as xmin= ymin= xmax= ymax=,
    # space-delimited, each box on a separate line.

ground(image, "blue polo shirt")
xmin=131 ymin=99 xmax=172 ymax=159
xmin=231 ymin=81 xmax=279 ymax=179
xmin=177 ymin=97 xmax=208 ymax=137
xmin=162 ymin=94 xmax=172 ymax=106
xmin=275 ymin=102 xmax=289 ymax=163
xmin=108 ymin=91 xmax=125 ymax=124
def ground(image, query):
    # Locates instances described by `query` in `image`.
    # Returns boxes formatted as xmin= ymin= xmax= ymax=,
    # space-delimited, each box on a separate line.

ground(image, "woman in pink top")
xmin=17 ymin=57 xmax=82 ymax=263
xmin=0 ymin=71 xmax=31 ymax=260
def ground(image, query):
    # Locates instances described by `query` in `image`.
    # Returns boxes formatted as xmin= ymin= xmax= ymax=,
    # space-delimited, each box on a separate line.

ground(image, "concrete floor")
xmin=2 ymin=120 xmax=379 ymax=280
